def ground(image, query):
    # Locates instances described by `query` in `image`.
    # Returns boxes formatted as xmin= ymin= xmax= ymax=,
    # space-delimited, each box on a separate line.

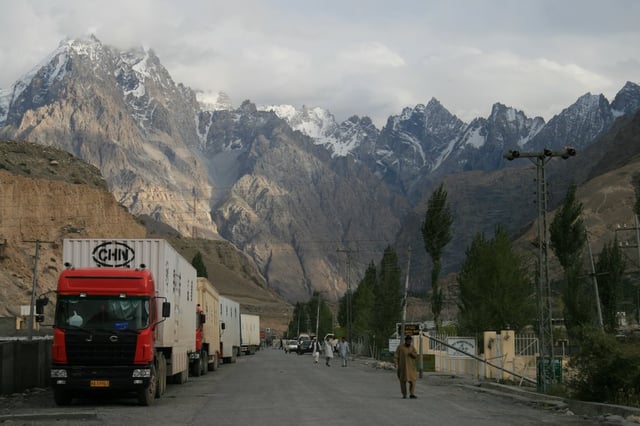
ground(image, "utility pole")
xmin=585 ymin=229 xmax=604 ymax=331
xmin=503 ymin=146 xmax=576 ymax=392
xmin=24 ymin=239 xmax=54 ymax=340
xmin=614 ymin=217 xmax=640 ymax=324
xmin=337 ymin=248 xmax=355 ymax=341
xmin=192 ymin=186 xmax=197 ymax=239
xmin=315 ymin=292 xmax=321 ymax=339
xmin=401 ymin=248 xmax=412 ymax=338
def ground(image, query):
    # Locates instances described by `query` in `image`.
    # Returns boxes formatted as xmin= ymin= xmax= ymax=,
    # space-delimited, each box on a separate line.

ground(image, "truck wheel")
xmin=191 ymin=356 xmax=202 ymax=377
xmin=201 ymin=350 xmax=208 ymax=376
xmin=175 ymin=367 xmax=188 ymax=384
xmin=156 ymin=353 xmax=167 ymax=398
xmin=138 ymin=364 xmax=157 ymax=406
xmin=209 ymin=353 xmax=218 ymax=371
xmin=53 ymin=388 xmax=72 ymax=406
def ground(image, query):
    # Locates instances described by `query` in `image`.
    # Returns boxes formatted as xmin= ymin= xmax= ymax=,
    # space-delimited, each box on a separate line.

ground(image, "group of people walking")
xmin=311 ymin=336 xmax=350 ymax=367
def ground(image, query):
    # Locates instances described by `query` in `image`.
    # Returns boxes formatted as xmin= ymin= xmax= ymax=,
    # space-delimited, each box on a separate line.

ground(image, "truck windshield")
xmin=55 ymin=296 xmax=150 ymax=331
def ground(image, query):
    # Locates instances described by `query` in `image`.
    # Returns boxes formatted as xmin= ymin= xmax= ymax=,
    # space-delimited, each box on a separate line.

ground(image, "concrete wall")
xmin=0 ymin=340 xmax=51 ymax=395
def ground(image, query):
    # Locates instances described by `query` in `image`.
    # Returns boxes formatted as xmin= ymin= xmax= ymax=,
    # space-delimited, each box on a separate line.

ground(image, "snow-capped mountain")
xmin=268 ymin=82 xmax=640 ymax=201
xmin=2 ymin=35 xmax=640 ymax=303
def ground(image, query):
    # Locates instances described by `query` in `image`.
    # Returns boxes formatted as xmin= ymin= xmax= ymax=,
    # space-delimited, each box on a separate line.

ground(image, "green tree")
xmin=596 ymin=239 xmax=626 ymax=333
xmin=287 ymin=303 xmax=306 ymax=338
xmin=549 ymin=184 xmax=585 ymax=269
xmin=421 ymin=183 xmax=453 ymax=331
xmin=307 ymin=291 xmax=333 ymax=338
xmin=549 ymin=183 xmax=591 ymax=336
xmin=351 ymin=262 xmax=376 ymax=340
xmin=191 ymin=251 xmax=208 ymax=278
xmin=632 ymin=172 xmax=640 ymax=216
xmin=373 ymin=246 xmax=402 ymax=351
xmin=457 ymin=226 xmax=534 ymax=334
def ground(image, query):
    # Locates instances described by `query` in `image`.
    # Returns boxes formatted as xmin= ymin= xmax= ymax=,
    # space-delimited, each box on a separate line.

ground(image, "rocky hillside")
xmin=0 ymin=141 xmax=292 ymax=334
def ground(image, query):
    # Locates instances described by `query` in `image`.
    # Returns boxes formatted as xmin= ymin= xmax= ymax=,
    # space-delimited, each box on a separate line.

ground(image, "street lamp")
xmin=503 ymin=146 xmax=576 ymax=393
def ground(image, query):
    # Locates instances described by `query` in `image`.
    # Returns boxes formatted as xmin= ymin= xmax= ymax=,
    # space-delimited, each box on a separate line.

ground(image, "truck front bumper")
xmin=50 ymin=364 xmax=152 ymax=391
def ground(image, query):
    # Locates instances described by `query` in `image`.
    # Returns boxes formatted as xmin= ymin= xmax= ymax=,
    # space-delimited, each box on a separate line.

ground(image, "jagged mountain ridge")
xmin=2 ymin=35 xmax=640 ymax=303
xmin=0 ymin=36 xmax=405 ymax=303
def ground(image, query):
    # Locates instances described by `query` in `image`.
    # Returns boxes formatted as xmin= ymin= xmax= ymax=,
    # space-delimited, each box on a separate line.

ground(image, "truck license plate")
xmin=90 ymin=380 xmax=110 ymax=388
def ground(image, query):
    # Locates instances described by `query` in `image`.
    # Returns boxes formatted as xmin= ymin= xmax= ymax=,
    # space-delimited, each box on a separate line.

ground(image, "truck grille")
xmin=64 ymin=330 xmax=137 ymax=365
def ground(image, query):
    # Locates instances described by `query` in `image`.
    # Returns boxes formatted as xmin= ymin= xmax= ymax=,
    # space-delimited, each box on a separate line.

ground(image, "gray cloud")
xmin=1 ymin=0 xmax=639 ymax=127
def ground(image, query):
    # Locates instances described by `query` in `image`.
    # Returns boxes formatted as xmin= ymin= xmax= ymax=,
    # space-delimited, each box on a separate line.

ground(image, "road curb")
xmin=470 ymin=381 xmax=640 ymax=423
xmin=0 ymin=410 xmax=97 ymax=422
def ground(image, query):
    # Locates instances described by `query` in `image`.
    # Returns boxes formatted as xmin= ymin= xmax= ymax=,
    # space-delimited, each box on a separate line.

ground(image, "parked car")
xmin=284 ymin=339 xmax=298 ymax=353
xmin=297 ymin=339 xmax=313 ymax=355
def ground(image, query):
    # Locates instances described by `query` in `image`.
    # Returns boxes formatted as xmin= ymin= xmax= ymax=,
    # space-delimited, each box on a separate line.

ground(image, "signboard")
xmin=396 ymin=322 xmax=421 ymax=336
xmin=446 ymin=337 xmax=476 ymax=358
xmin=388 ymin=338 xmax=401 ymax=353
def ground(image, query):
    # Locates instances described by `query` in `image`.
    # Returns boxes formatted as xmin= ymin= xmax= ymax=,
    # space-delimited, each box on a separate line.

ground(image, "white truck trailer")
xmin=240 ymin=314 xmax=261 ymax=355
xmin=192 ymin=277 xmax=221 ymax=375
xmin=55 ymin=239 xmax=197 ymax=405
xmin=219 ymin=295 xmax=241 ymax=363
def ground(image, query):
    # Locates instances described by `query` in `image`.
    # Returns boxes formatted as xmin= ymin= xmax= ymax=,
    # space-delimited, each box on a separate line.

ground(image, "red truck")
xmin=48 ymin=239 xmax=197 ymax=406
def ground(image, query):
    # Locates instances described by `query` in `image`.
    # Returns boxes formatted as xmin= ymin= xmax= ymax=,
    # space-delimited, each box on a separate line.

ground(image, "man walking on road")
xmin=338 ymin=337 xmax=350 ymax=367
xmin=323 ymin=336 xmax=334 ymax=367
xmin=394 ymin=335 xmax=418 ymax=399
xmin=311 ymin=338 xmax=322 ymax=364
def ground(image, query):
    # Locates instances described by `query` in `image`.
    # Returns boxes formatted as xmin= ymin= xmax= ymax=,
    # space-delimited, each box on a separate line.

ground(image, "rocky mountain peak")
xmin=612 ymin=81 xmax=640 ymax=116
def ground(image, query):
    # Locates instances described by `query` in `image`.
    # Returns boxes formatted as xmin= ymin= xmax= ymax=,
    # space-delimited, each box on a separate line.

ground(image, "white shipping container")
xmin=240 ymin=313 xmax=260 ymax=354
xmin=62 ymin=239 xmax=197 ymax=375
xmin=219 ymin=295 xmax=241 ymax=363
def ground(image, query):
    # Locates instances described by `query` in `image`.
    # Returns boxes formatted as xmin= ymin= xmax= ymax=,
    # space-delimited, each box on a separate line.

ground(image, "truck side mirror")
xmin=162 ymin=301 xmax=171 ymax=318
xmin=35 ymin=297 xmax=48 ymax=322
xmin=200 ymin=313 xmax=206 ymax=324
xmin=35 ymin=297 xmax=48 ymax=315
xmin=221 ymin=322 xmax=226 ymax=330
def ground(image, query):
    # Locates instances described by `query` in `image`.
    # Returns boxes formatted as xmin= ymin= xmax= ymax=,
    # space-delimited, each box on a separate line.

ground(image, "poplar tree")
xmin=373 ymin=247 xmax=402 ymax=350
xmin=457 ymin=226 xmax=534 ymax=333
xmin=421 ymin=183 xmax=453 ymax=330
xmin=350 ymin=262 xmax=376 ymax=340
xmin=549 ymin=183 xmax=592 ymax=335
xmin=596 ymin=239 xmax=626 ymax=333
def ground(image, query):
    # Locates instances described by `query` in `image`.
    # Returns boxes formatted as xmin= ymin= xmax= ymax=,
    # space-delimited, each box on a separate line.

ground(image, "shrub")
xmin=567 ymin=329 xmax=640 ymax=406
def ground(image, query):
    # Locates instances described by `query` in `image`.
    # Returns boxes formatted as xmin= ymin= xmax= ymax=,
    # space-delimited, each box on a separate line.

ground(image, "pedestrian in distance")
xmin=394 ymin=335 xmax=418 ymax=399
xmin=311 ymin=338 xmax=322 ymax=364
xmin=338 ymin=337 xmax=350 ymax=367
xmin=323 ymin=336 xmax=334 ymax=366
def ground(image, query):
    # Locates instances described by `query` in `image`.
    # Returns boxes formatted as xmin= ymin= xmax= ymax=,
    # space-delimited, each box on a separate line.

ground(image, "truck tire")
xmin=200 ymin=350 xmax=208 ymax=376
xmin=209 ymin=353 xmax=218 ymax=371
xmin=191 ymin=356 xmax=202 ymax=377
xmin=156 ymin=353 xmax=167 ymax=397
xmin=138 ymin=364 xmax=157 ymax=406
xmin=53 ymin=388 xmax=72 ymax=406
xmin=175 ymin=367 xmax=188 ymax=384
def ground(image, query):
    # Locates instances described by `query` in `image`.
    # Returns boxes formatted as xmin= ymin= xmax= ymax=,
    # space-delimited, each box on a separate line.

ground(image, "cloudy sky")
xmin=0 ymin=0 xmax=638 ymax=127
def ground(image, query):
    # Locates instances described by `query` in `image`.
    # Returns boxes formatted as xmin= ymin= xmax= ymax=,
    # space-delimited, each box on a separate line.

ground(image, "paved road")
xmin=1 ymin=348 xmax=634 ymax=425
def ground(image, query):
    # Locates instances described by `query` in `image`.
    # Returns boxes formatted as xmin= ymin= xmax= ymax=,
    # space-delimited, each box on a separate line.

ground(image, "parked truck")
xmin=240 ymin=313 xmax=261 ymax=355
xmin=190 ymin=277 xmax=221 ymax=376
xmin=219 ymin=295 xmax=241 ymax=363
xmin=49 ymin=239 xmax=197 ymax=406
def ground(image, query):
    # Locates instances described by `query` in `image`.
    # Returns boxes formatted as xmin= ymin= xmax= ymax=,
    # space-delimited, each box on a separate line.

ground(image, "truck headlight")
xmin=132 ymin=368 xmax=151 ymax=378
xmin=50 ymin=369 xmax=68 ymax=378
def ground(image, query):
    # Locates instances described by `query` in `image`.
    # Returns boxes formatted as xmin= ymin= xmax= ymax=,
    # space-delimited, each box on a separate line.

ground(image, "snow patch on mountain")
xmin=0 ymin=88 xmax=9 ymax=123
xmin=197 ymin=91 xmax=233 ymax=111
xmin=463 ymin=126 xmax=485 ymax=148
xmin=259 ymin=104 xmax=354 ymax=155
